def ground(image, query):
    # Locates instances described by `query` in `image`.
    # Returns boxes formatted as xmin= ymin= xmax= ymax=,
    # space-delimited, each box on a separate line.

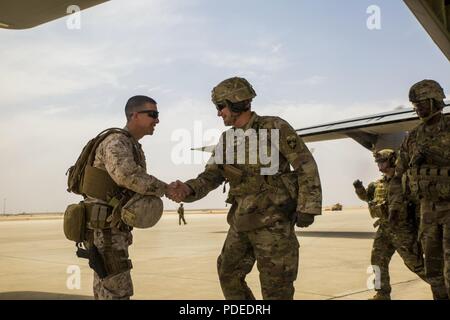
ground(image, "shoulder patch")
xmin=286 ymin=135 xmax=297 ymax=150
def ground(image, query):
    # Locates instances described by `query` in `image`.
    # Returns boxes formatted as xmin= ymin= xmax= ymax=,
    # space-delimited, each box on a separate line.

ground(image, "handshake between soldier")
xmin=165 ymin=179 xmax=316 ymax=228
xmin=159 ymin=77 xmax=322 ymax=300
xmin=64 ymin=78 xmax=323 ymax=301
xmin=166 ymin=180 xmax=193 ymax=203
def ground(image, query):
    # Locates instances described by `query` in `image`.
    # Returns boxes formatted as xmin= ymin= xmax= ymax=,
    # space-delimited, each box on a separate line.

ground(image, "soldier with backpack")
xmin=64 ymin=95 xmax=167 ymax=299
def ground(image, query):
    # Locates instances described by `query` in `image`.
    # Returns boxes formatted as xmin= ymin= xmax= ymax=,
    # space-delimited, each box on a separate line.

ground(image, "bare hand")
xmin=166 ymin=180 xmax=192 ymax=203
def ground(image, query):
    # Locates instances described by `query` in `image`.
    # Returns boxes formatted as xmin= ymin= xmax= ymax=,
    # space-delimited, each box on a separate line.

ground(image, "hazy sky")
xmin=0 ymin=0 xmax=449 ymax=213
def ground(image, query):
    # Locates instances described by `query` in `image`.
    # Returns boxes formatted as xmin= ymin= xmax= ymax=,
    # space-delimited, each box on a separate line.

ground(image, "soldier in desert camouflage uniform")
xmin=354 ymin=149 xmax=428 ymax=300
xmin=84 ymin=95 xmax=167 ymax=299
xmin=167 ymin=77 xmax=322 ymax=300
xmin=390 ymin=80 xmax=450 ymax=300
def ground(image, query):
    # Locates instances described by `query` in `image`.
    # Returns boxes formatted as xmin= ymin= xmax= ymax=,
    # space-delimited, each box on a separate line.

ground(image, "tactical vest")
xmin=368 ymin=179 xmax=389 ymax=219
xmin=405 ymin=116 xmax=450 ymax=201
xmin=65 ymin=128 xmax=138 ymax=242
xmin=218 ymin=114 xmax=297 ymax=231
xmin=65 ymin=128 xmax=143 ymax=278
xmin=83 ymin=129 xmax=143 ymax=231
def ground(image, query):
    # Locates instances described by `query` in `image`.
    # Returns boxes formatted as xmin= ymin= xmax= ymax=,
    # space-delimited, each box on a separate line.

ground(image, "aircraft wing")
xmin=0 ymin=0 xmax=108 ymax=29
xmin=192 ymin=106 xmax=450 ymax=152
xmin=404 ymin=0 xmax=450 ymax=61
xmin=299 ymin=105 xmax=450 ymax=150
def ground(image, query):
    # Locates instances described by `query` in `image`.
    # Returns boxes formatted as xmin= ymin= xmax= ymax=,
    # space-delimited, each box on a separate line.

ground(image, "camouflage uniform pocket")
xmin=279 ymin=173 xmax=298 ymax=200
xmin=420 ymin=200 xmax=437 ymax=224
xmin=436 ymin=179 xmax=450 ymax=200
xmin=268 ymin=188 xmax=292 ymax=207
xmin=418 ymin=179 xmax=431 ymax=197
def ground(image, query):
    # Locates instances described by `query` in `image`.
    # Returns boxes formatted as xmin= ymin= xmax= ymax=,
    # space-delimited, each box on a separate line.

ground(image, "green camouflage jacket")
xmin=184 ymin=112 xmax=322 ymax=231
xmin=390 ymin=114 xmax=450 ymax=210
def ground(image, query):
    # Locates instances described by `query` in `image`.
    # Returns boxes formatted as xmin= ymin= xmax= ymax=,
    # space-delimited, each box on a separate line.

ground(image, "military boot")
xmin=369 ymin=292 xmax=391 ymax=300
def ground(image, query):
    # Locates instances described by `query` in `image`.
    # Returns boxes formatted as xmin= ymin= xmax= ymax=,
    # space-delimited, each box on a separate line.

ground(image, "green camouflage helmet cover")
xmin=374 ymin=149 xmax=396 ymax=164
xmin=409 ymin=79 xmax=446 ymax=103
xmin=121 ymin=194 xmax=163 ymax=229
xmin=211 ymin=77 xmax=257 ymax=106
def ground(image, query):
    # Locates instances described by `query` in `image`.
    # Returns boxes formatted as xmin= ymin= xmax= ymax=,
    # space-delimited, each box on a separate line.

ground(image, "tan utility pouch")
xmin=407 ymin=167 xmax=450 ymax=201
xmin=368 ymin=202 xmax=388 ymax=219
xmin=64 ymin=202 xmax=86 ymax=242
xmin=85 ymin=203 xmax=113 ymax=230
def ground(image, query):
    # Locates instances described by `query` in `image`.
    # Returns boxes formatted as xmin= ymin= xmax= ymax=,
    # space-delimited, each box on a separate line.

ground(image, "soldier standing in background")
xmin=354 ymin=149 xmax=428 ymax=300
xmin=178 ymin=203 xmax=187 ymax=225
xmin=390 ymin=80 xmax=450 ymax=300
xmin=166 ymin=77 xmax=322 ymax=300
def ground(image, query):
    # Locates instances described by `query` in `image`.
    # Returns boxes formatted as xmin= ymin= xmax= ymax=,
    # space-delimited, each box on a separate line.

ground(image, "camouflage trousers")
xmin=92 ymin=227 xmax=134 ymax=300
xmin=371 ymin=220 xmax=426 ymax=295
xmin=217 ymin=221 xmax=299 ymax=300
xmin=419 ymin=200 xmax=450 ymax=300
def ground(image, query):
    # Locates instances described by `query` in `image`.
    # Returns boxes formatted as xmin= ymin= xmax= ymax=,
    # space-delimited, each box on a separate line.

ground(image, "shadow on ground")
xmin=0 ymin=291 xmax=92 ymax=300
xmin=296 ymin=231 xmax=375 ymax=239
xmin=213 ymin=230 xmax=375 ymax=239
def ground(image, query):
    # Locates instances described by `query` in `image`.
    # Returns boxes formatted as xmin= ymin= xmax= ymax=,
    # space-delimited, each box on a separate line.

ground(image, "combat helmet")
xmin=373 ymin=149 xmax=396 ymax=167
xmin=211 ymin=77 xmax=256 ymax=112
xmin=409 ymin=79 xmax=446 ymax=103
xmin=121 ymin=194 xmax=163 ymax=229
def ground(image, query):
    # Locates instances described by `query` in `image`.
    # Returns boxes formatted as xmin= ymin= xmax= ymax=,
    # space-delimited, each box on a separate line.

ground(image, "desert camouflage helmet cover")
xmin=121 ymin=194 xmax=163 ymax=229
xmin=409 ymin=79 xmax=446 ymax=103
xmin=374 ymin=149 xmax=396 ymax=163
xmin=211 ymin=77 xmax=257 ymax=105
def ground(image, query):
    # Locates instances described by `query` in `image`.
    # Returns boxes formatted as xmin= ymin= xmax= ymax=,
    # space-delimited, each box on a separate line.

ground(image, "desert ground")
xmin=0 ymin=208 xmax=431 ymax=300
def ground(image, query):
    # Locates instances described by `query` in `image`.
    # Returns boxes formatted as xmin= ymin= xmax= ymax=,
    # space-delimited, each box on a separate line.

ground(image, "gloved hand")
xmin=295 ymin=212 xmax=315 ymax=228
xmin=353 ymin=179 xmax=363 ymax=189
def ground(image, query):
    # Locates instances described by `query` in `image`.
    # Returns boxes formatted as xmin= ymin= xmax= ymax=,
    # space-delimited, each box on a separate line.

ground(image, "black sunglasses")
xmin=216 ymin=102 xmax=228 ymax=111
xmin=137 ymin=110 xmax=159 ymax=119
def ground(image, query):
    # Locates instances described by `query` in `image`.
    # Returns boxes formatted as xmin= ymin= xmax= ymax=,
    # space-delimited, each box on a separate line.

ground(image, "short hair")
xmin=125 ymin=95 xmax=157 ymax=121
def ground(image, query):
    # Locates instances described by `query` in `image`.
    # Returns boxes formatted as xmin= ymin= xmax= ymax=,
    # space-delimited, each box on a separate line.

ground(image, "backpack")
xmin=66 ymin=128 xmax=131 ymax=196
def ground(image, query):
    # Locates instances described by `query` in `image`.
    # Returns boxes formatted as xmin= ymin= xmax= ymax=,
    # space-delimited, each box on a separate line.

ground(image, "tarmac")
xmin=0 ymin=208 xmax=432 ymax=300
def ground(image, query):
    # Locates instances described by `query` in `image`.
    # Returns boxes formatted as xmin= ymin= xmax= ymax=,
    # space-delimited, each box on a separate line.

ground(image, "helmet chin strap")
xmin=419 ymin=99 xmax=443 ymax=124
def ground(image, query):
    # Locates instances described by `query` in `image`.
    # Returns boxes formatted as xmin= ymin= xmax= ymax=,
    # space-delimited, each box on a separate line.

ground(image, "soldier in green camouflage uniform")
xmin=390 ymin=80 xmax=450 ymax=300
xmin=354 ymin=149 xmax=427 ymax=300
xmin=178 ymin=203 xmax=187 ymax=225
xmin=85 ymin=96 xmax=167 ymax=299
xmin=167 ymin=77 xmax=322 ymax=300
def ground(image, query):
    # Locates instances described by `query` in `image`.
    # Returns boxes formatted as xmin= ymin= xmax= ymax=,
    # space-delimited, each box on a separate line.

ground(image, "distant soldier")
xmin=167 ymin=77 xmax=322 ymax=300
xmin=390 ymin=80 xmax=450 ymax=300
xmin=354 ymin=149 xmax=428 ymax=300
xmin=178 ymin=203 xmax=187 ymax=225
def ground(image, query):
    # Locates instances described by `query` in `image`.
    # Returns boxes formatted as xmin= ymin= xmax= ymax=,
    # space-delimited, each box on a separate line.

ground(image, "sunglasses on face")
xmin=137 ymin=110 xmax=159 ymax=119
xmin=216 ymin=102 xmax=228 ymax=111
